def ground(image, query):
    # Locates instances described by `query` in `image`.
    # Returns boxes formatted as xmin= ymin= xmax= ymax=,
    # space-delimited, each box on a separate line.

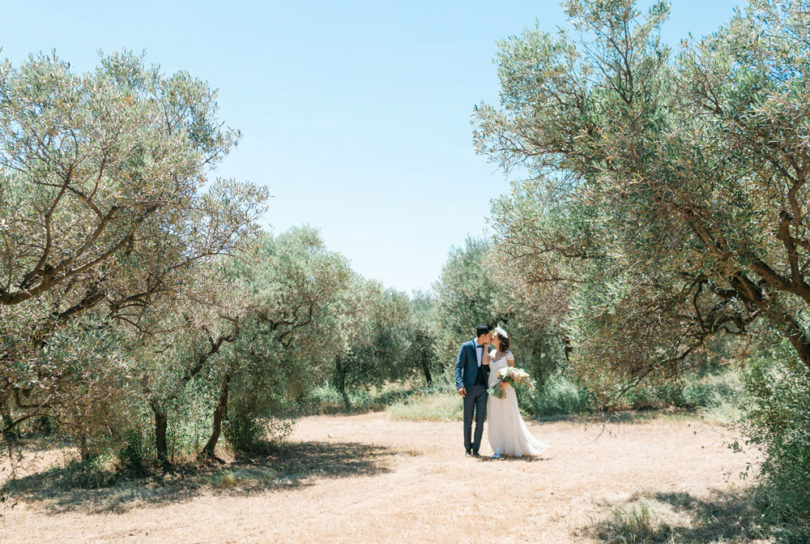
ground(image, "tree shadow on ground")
xmin=582 ymin=487 xmax=770 ymax=543
xmin=1 ymin=440 xmax=395 ymax=515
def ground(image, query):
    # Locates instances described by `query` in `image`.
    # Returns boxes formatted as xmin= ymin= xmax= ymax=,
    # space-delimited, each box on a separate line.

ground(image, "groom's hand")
xmin=457 ymin=387 xmax=466 ymax=397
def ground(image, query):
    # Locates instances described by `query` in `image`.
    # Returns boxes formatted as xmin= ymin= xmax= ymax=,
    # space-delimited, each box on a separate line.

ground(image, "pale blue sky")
xmin=2 ymin=1 xmax=740 ymax=294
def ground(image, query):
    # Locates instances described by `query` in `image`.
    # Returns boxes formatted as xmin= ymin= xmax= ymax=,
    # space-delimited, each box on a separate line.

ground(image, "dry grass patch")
xmin=386 ymin=390 xmax=462 ymax=421
xmin=584 ymin=490 xmax=771 ymax=543
xmin=208 ymin=467 xmax=276 ymax=490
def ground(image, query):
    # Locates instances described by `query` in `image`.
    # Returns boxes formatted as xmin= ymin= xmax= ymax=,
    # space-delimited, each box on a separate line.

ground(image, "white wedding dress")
xmin=487 ymin=350 xmax=549 ymax=457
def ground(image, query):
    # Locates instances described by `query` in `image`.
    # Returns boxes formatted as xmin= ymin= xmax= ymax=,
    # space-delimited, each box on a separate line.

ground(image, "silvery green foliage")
xmin=329 ymin=275 xmax=413 ymax=408
xmin=0 ymin=50 xmax=266 ymax=309
xmin=739 ymin=334 xmax=810 ymax=541
xmin=474 ymin=0 xmax=810 ymax=404
xmin=476 ymin=2 xmax=809 ymax=534
xmin=435 ymin=237 xmax=499 ymax=363
xmin=221 ymin=226 xmax=353 ymax=416
xmin=434 ymin=237 xmax=569 ymax=389
xmin=129 ymin=226 xmax=352 ymax=459
xmin=0 ymin=50 xmax=267 ymax=445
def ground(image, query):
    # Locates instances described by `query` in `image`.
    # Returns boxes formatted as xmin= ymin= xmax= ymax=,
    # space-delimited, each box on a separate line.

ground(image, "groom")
xmin=454 ymin=324 xmax=492 ymax=457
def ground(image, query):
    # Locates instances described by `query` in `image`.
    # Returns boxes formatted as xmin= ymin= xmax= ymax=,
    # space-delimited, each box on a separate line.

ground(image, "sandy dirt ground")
xmin=0 ymin=412 xmax=765 ymax=543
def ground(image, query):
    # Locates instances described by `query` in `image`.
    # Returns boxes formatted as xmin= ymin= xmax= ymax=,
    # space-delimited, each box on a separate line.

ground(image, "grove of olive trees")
xmin=1 ymin=1 xmax=809 ymax=539
xmin=0 ymin=52 xmax=430 ymax=469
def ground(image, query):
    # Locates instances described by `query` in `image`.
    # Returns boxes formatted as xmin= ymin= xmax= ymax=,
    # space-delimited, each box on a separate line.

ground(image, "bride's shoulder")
xmin=505 ymin=350 xmax=515 ymax=360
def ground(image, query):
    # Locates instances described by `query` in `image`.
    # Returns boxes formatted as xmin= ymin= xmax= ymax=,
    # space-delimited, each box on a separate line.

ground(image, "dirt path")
xmin=0 ymin=413 xmax=764 ymax=543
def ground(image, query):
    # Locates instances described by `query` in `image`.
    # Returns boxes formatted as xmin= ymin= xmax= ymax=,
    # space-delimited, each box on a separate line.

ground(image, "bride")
xmin=485 ymin=327 xmax=549 ymax=458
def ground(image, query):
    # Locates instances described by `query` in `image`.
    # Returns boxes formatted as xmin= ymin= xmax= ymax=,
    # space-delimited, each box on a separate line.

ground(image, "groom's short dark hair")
xmin=476 ymin=324 xmax=492 ymax=338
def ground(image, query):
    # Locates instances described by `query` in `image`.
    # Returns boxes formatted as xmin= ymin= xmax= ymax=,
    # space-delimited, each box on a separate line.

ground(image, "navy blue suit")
xmin=455 ymin=340 xmax=489 ymax=390
xmin=454 ymin=339 xmax=489 ymax=453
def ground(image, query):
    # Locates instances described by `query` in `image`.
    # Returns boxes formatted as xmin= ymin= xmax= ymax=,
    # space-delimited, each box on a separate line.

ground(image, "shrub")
xmin=682 ymin=367 xmax=743 ymax=410
xmin=223 ymin=413 xmax=265 ymax=453
xmin=117 ymin=428 xmax=153 ymax=475
xmin=57 ymin=457 xmax=118 ymax=490
xmin=526 ymin=374 xmax=592 ymax=417
xmin=618 ymin=366 xmax=743 ymax=413
xmin=739 ymin=347 xmax=810 ymax=543
xmin=223 ymin=413 xmax=293 ymax=454
xmin=624 ymin=381 xmax=685 ymax=410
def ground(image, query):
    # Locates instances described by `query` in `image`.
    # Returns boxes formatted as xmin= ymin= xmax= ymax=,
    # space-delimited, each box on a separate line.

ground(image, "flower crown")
xmin=493 ymin=326 xmax=509 ymax=339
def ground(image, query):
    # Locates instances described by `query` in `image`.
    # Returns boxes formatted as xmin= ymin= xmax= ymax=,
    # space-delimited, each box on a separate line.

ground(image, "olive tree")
xmin=330 ymin=277 xmax=412 ymax=409
xmin=435 ymin=238 xmax=500 ymax=365
xmin=0 ymin=50 xmax=266 ymax=442
xmin=198 ymin=227 xmax=351 ymax=458
xmin=473 ymin=0 xmax=810 ymax=403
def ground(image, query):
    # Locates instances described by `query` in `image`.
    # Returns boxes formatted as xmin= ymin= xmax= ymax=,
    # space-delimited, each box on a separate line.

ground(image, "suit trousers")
xmin=463 ymin=384 xmax=488 ymax=452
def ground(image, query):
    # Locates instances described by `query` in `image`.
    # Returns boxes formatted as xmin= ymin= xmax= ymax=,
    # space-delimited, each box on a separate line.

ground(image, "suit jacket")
xmin=454 ymin=339 xmax=489 ymax=390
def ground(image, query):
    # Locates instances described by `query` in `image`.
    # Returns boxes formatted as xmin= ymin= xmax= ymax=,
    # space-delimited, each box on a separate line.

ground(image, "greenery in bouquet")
xmin=488 ymin=367 xmax=535 ymax=399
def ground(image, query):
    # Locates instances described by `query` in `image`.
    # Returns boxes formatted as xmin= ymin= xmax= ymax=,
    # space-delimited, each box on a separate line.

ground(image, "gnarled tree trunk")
xmin=420 ymin=360 xmax=432 ymax=386
xmin=150 ymin=402 xmax=169 ymax=468
xmin=199 ymin=371 xmax=232 ymax=461
xmin=334 ymin=357 xmax=350 ymax=411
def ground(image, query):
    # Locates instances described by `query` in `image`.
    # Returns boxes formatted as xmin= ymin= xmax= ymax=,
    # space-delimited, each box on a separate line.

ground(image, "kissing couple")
xmin=454 ymin=324 xmax=549 ymax=458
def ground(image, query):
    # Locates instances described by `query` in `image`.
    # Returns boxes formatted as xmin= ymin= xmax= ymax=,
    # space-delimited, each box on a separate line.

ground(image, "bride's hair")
xmin=494 ymin=327 xmax=510 ymax=351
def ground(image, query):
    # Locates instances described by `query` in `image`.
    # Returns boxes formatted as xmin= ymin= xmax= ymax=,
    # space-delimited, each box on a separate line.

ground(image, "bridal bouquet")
xmin=488 ymin=367 xmax=534 ymax=399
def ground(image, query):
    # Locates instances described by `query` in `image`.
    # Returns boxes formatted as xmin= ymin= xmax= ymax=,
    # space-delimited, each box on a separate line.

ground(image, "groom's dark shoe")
xmin=472 ymin=451 xmax=481 ymax=458
xmin=465 ymin=449 xmax=472 ymax=457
